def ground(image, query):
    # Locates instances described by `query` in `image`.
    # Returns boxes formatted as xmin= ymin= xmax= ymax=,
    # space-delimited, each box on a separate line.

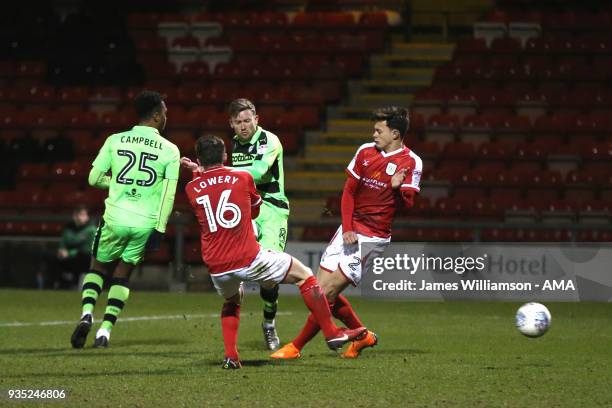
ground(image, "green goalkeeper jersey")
xmin=231 ymin=126 xmax=289 ymax=212
xmin=92 ymin=125 xmax=180 ymax=228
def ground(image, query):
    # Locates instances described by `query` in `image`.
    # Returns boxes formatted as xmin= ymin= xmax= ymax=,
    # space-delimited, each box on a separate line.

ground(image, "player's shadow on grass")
xmin=373 ymin=348 xmax=429 ymax=355
xmin=0 ymin=346 xmax=67 ymax=355
xmin=482 ymin=362 xmax=553 ymax=370
xmin=3 ymin=368 xmax=182 ymax=380
xmin=67 ymin=350 xmax=196 ymax=359
xmin=241 ymin=340 xmax=273 ymax=351
xmin=110 ymin=337 xmax=190 ymax=347
xmin=201 ymin=358 xmax=272 ymax=367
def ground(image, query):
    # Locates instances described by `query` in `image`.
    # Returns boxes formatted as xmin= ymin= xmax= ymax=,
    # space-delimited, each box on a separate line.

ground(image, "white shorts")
xmin=211 ymin=248 xmax=292 ymax=299
xmin=319 ymin=225 xmax=390 ymax=286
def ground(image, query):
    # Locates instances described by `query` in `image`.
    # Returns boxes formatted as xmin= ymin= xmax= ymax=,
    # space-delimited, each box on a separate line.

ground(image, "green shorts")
xmin=92 ymin=219 xmax=154 ymax=265
xmin=254 ymin=201 xmax=289 ymax=251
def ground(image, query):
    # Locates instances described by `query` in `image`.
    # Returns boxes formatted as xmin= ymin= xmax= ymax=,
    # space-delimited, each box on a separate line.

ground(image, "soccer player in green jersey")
xmin=228 ymin=99 xmax=289 ymax=350
xmin=70 ymin=91 xmax=180 ymax=349
xmin=181 ymin=98 xmax=289 ymax=350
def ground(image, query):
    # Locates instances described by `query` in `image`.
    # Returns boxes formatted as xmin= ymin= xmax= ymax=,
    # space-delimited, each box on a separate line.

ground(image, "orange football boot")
xmin=342 ymin=330 xmax=378 ymax=358
xmin=270 ymin=342 xmax=301 ymax=359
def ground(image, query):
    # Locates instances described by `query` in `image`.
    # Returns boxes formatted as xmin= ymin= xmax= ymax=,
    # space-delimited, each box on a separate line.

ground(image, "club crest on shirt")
xmin=386 ymin=162 xmax=397 ymax=175
xmin=248 ymin=145 xmax=256 ymax=154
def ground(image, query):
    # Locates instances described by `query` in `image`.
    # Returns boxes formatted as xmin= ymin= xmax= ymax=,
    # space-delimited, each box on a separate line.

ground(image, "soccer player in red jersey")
xmin=184 ymin=135 xmax=366 ymax=369
xmin=272 ymin=106 xmax=422 ymax=359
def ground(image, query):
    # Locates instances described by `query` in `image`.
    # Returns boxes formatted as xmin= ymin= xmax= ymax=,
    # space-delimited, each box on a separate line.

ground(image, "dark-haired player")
xmin=184 ymin=135 xmax=365 ymax=369
xmin=272 ymin=106 xmax=422 ymax=359
xmin=181 ymin=98 xmax=289 ymax=351
xmin=70 ymin=90 xmax=180 ymax=348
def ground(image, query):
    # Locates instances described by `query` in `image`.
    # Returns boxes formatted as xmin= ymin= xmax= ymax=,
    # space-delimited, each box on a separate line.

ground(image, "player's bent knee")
xmin=319 ymin=270 xmax=347 ymax=300
xmin=221 ymin=300 xmax=240 ymax=317
xmin=283 ymin=257 xmax=313 ymax=285
xmin=225 ymin=292 xmax=242 ymax=305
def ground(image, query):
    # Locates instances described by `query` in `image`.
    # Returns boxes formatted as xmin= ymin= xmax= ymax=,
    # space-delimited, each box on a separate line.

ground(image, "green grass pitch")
xmin=0 ymin=289 xmax=611 ymax=407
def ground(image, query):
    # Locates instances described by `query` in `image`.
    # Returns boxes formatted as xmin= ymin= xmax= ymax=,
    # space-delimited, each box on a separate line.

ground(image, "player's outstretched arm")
xmin=88 ymin=167 xmax=111 ymax=189
xmin=341 ymin=177 xmax=359 ymax=245
xmin=155 ymin=178 xmax=178 ymax=233
xmin=180 ymin=157 xmax=199 ymax=171
xmin=239 ymin=138 xmax=281 ymax=183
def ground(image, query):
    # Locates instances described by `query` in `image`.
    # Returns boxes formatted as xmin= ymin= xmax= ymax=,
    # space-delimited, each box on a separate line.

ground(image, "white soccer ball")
xmin=515 ymin=302 xmax=551 ymax=338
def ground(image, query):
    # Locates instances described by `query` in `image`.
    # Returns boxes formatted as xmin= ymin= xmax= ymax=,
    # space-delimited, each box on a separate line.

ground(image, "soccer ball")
xmin=515 ymin=302 xmax=551 ymax=338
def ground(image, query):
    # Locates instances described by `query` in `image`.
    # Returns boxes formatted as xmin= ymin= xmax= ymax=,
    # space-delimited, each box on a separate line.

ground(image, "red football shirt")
xmin=185 ymin=166 xmax=262 ymax=274
xmin=345 ymin=143 xmax=422 ymax=238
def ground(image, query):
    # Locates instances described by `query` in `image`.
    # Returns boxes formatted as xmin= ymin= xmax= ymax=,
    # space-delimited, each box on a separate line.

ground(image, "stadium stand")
xmin=0 ymin=0 xmax=610 ymax=281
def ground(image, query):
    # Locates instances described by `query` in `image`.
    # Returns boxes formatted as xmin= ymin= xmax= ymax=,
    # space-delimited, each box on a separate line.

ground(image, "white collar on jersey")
xmin=201 ymin=165 xmax=225 ymax=174
xmin=380 ymin=145 xmax=405 ymax=158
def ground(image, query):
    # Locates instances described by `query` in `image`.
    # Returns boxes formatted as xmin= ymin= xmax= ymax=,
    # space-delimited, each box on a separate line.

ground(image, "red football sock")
xmin=332 ymin=294 xmax=363 ymax=329
xmin=221 ymin=302 xmax=240 ymax=360
xmin=299 ymin=276 xmax=338 ymax=339
xmin=292 ymin=313 xmax=320 ymax=350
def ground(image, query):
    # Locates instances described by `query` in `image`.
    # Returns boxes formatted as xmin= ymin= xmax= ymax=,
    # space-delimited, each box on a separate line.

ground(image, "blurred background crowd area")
xmin=1 ymin=0 xmax=611 ymax=281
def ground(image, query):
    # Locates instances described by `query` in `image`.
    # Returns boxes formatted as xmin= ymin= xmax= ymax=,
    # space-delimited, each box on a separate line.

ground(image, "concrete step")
xmin=390 ymin=42 xmax=455 ymax=58
xmin=288 ymin=182 xmax=344 ymax=193
xmin=288 ymin=198 xmax=327 ymax=221
xmin=304 ymin=144 xmax=356 ymax=158
xmin=349 ymin=93 xmax=414 ymax=107
xmin=287 ymin=190 xmax=338 ymax=200
xmin=383 ymin=54 xmax=452 ymax=63
xmin=313 ymin=130 xmax=371 ymax=144
xmin=286 ymin=170 xmax=347 ymax=180
xmin=326 ymin=119 xmax=372 ymax=132
xmin=369 ymin=67 xmax=435 ymax=81
xmin=326 ymin=105 xmax=378 ymax=120
xmin=370 ymin=54 xmax=450 ymax=69
xmin=296 ymin=157 xmax=351 ymax=171
xmin=352 ymin=79 xmax=430 ymax=94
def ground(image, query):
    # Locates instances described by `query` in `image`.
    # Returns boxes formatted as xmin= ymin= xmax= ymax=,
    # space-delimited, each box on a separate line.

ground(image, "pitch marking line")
xmin=0 ymin=311 xmax=294 ymax=328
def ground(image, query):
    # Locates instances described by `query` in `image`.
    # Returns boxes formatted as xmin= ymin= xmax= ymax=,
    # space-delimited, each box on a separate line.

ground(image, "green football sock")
xmin=100 ymin=278 xmax=130 ymax=332
xmin=261 ymin=285 xmax=279 ymax=322
xmin=81 ymin=270 xmax=105 ymax=316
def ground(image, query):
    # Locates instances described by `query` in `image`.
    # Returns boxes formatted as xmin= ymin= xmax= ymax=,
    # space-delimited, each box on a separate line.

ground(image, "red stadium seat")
xmin=292 ymin=12 xmax=320 ymax=28
xmin=144 ymin=242 xmax=172 ymax=264
xmin=249 ymin=12 xmax=288 ymax=28
xmin=359 ymin=12 xmax=387 ymax=27
xmin=183 ymin=240 xmax=202 ymax=263
xmin=533 ymin=113 xmax=574 ymax=136
xmin=477 ymin=142 xmax=512 ymax=161
xmin=441 ymin=141 xmax=475 ymax=160
xmin=319 ymin=12 xmax=355 ymax=28
xmin=14 ymin=61 xmax=46 ymax=79
xmin=302 ymin=226 xmax=337 ymax=242
xmin=50 ymin=161 xmax=86 ymax=186
xmin=16 ymin=163 xmax=50 ymax=190
xmin=454 ymin=38 xmax=487 ymax=56
xmin=490 ymin=37 xmax=522 ymax=54
xmin=542 ymin=11 xmax=577 ymax=31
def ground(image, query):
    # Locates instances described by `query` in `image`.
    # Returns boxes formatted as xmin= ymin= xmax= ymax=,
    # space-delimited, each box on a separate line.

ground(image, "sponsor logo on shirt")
xmin=363 ymin=177 xmax=387 ymax=190
xmin=125 ymin=188 xmax=142 ymax=201
xmin=232 ymin=152 xmax=255 ymax=165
